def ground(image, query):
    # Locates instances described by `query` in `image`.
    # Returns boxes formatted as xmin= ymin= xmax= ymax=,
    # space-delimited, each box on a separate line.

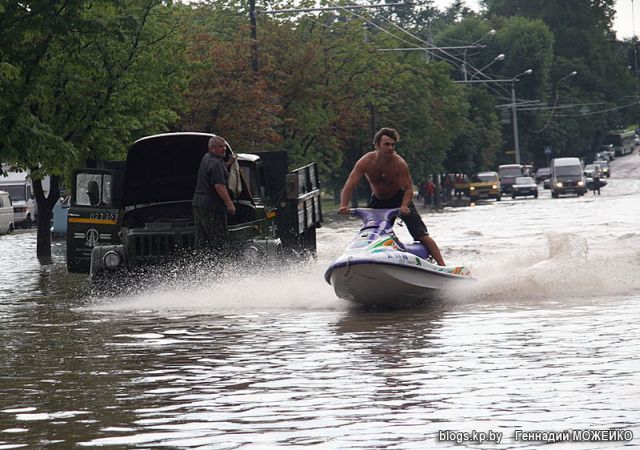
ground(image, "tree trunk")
xmin=33 ymin=175 xmax=61 ymax=264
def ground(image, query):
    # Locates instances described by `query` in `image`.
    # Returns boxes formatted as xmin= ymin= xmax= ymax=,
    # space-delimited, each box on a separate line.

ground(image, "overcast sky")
xmin=433 ymin=0 xmax=637 ymax=40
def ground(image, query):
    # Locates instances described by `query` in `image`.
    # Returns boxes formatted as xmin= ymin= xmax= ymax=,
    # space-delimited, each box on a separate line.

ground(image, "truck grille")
xmin=128 ymin=232 xmax=194 ymax=261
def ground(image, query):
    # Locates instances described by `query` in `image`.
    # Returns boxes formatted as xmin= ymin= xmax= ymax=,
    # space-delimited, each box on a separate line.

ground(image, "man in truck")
xmin=192 ymin=135 xmax=236 ymax=253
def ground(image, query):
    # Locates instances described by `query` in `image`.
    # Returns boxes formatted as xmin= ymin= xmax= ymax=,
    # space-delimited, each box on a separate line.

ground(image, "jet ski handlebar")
xmin=349 ymin=208 xmax=401 ymax=226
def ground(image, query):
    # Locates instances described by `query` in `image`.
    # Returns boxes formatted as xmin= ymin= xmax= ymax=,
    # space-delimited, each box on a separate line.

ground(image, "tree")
xmin=0 ymin=0 xmax=187 ymax=261
xmin=483 ymin=0 xmax=634 ymax=163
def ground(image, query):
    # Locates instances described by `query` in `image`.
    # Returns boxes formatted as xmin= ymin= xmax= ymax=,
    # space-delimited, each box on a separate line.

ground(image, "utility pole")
xmin=511 ymin=81 xmax=521 ymax=164
xmin=510 ymin=69 xmax=533 ymax=165
xmin=633 ymin=0 xmax=639 ymax=97
xmin=456 ymin=69 xmax=532 ymax=165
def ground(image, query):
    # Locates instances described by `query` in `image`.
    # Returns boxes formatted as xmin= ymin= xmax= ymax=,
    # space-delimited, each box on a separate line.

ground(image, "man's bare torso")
xmin=361 ymin=151 xmax=408 ymax=200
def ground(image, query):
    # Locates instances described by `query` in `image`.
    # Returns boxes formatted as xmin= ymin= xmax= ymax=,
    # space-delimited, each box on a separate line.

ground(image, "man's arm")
xmin=339 ymin=158 xmax=367 ymax=214
xmin=215 ymin=184 xmax=236 ymax=215
xmin=399 ymin=161 xmax=414 ymax=215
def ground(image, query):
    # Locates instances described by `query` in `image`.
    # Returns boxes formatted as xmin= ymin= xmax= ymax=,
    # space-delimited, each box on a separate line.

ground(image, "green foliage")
xmin=483 ymin=0 xmax=635 ymax=164
xmin=0 ymin=0 xmax=187 ymax=178
xmin=0 ymin=0 xmax=188 ymax=257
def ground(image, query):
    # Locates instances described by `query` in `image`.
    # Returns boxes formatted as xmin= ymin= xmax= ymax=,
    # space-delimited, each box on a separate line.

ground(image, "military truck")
xmin=66 ymin=132 xmax=322 ymax=277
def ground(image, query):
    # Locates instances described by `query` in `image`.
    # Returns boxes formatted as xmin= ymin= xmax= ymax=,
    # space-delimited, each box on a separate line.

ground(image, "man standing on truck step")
xmin=338 ymin=127 xmax=446 ymax=266
xmin=192 ymin=135 xmax=236 ymax=253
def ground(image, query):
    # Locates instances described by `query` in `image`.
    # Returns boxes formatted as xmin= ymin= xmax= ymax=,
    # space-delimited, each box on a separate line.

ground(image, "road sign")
xmin=544 ymin=146 xmax=552 ymax=155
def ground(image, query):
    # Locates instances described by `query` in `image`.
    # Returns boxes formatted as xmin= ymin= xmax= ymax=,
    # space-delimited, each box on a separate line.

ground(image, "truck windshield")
xmin=75 ymin=173 xmax=112 ymax=207
xmin=3 ymin=185 xmax=24 ymax=202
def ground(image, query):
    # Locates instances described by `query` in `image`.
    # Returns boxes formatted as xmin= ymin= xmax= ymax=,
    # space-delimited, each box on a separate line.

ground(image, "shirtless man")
xmin=338 ymin=127 xmax=446 ymax=266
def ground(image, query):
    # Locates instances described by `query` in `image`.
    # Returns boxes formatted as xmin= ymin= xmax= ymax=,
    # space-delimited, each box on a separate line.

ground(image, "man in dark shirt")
xmin=192 ymin=136 xmax=236 ymax=252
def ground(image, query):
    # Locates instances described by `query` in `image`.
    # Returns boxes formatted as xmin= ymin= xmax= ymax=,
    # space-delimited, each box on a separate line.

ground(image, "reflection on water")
xmin=1 ymin=154 xmax=640 ymax=448
xmin=2 ymin=298 xmax=638 ymax=448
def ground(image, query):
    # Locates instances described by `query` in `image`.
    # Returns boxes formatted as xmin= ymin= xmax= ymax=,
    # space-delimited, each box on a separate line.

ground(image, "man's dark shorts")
xmin=368 ymin=190 xmax=429 ymax=240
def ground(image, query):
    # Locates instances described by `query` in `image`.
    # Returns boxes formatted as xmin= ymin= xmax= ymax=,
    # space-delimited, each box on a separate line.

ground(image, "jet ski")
xmin=324 ymin=208 xmax=474 ymax=307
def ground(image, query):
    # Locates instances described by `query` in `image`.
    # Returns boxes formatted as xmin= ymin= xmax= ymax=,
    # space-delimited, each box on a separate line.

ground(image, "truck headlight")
xmin=577 ymin=181 xmax=584 ymax=186
xmin=242 ymin=245 xmax=262 ymax=260
xmin=556 ymin=182 xmax=563 ymax=188
xmin=469 ymin=186 xmax=475 ymax=191
xmin=492 ymin=184 xmax=498 ymax=189
xmin=103 ymin=251 xmax=121 ymax=268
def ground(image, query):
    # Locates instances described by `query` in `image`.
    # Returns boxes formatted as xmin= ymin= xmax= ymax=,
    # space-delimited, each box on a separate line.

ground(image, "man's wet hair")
xmin=373 ymin=127 xmax=400 ymax=146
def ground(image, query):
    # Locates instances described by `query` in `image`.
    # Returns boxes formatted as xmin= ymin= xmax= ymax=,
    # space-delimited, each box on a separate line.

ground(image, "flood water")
xmin=1 ymin=154 xmax=640 ymax=449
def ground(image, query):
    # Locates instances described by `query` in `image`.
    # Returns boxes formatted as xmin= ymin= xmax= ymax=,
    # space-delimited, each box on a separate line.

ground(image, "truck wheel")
xmin=511 ymin=194 xmax=516 ymax=199
xmin=552 ymin=191 xmax=559 ymax=198
xmin=8 ymin=223 xmax=14 ymax=234
xmin=534 ymin=192 xmax=538 ymax=198
xmin=470 ymin=196 xmax=478 ymax=203
xmin=496 ymin=195 xmax=501 ymax=201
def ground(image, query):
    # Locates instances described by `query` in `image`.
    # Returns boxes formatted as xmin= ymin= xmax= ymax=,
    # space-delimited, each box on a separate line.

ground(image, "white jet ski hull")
xmin=327 ymin=258 xmax=472 ymax=307
xmin=324 ymin=208 xmax=474 ymax=307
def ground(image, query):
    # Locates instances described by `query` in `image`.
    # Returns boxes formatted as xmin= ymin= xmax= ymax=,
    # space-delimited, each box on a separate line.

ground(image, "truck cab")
xmin=67 ymin=132 xmax=322 ymax=277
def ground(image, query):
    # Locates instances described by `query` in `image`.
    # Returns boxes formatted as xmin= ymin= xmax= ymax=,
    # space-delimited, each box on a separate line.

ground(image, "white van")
xmin=550 ymin=157 xmax=586 ymax=198
xmin=0 ymin=170 xmax=49 ymax=228
xmin=0 ymin=190 xmax=15 ymax=234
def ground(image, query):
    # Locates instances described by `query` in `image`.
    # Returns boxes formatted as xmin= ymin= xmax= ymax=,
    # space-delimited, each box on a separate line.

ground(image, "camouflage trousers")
xmin=193 ymin=206 xmax=229 ymax=253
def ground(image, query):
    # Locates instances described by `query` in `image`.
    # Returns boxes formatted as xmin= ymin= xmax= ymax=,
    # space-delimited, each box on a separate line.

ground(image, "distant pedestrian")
xmin=591 ymin=172 xmax=601 ymax=195
xmin=425 ymin=180 xmax=435 ymax=206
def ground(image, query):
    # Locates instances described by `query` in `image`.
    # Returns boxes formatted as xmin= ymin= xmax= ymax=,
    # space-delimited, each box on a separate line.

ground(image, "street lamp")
xmin=554 ymin=70 xmax=577 ymax=102
xmin=463 ymin=29 xmax=495 ymax=81
xmin=470 ymin=53 xmax=505 ymax=80
xmin=511 ymin=68 xmax=533 ymax=164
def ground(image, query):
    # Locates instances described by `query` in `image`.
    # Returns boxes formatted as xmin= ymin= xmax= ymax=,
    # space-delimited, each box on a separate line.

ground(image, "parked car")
xmin=593 ymin=159 xmax=611 ymax=177
xmin=511 ymin=176 xmax=539 ymax=199
xmin=0 ymin=190 xmax=15 ymax=234
xmin=535 ymin=167 xmax=551 ymax=183
xmin=0 ymin=170 xmax=49 ymax=228
xmin=464 ymin=171 xmax=501 ymax=202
